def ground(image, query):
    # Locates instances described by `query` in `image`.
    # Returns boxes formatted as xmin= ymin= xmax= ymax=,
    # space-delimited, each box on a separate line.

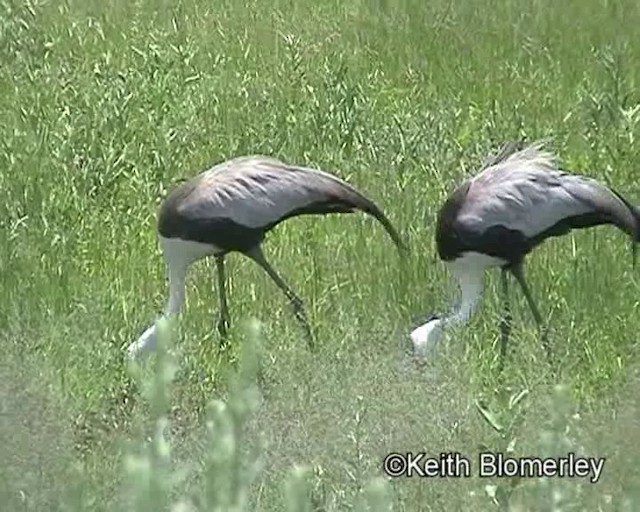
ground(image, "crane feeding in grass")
xmin=410 ymin=139 xmax=640 ymax=367
xmin=126 ymin=155 xmax=406 ymax=359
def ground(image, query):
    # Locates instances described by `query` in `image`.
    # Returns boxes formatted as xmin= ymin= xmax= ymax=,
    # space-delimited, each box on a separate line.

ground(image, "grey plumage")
xmin=174 ymin=157 xmax=369 ymax=223
xmin=468 ymin=143 xmax=636 ymax=237
xmin=127 ymin=155 xmax=406 ymax=359
xmin=159 ymin=155 xmax=406 ymax=251
xmin=480 ymin=139 xmax=528 ymax=169
xmin=438 ymin=140 xmax=640 ymax=262
xmin=413 ymin=139 xmax=640 ymax=369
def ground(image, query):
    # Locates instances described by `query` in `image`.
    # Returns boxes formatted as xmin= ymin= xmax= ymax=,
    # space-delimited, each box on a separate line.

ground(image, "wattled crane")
xmin=410 ymin=140 xmax=640 ymax=367
xmin=127 ymin=155 xmax=406 ymax=359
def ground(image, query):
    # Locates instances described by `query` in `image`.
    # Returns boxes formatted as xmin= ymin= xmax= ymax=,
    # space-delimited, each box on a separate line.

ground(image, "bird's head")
xmin=409 ymin=313 xmax=445 ymax=357
xmin=126 ymin=323 xmax=158 ymax=360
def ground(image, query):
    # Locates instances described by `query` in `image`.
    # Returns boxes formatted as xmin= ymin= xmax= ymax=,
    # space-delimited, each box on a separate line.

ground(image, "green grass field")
xmin=2 ymin=0 xmax=640 ymax=509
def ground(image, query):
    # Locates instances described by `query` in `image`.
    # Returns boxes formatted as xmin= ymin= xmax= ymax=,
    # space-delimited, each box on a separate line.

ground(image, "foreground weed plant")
xmin=122 ymin=317 xmax=393 ymax=511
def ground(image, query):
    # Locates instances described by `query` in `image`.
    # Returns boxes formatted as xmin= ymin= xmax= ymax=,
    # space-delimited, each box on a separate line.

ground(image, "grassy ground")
xmin=1 ymin=0 xmax=640 ymax=509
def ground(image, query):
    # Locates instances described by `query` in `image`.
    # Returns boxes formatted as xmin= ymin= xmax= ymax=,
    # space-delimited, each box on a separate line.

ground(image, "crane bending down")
xmin=126 ymin=155 xmax=406 ymax=359
xmin=410 ymin=140 xmax=640 ymax=366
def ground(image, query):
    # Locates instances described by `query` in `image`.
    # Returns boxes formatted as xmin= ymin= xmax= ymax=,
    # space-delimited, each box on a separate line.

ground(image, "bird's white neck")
xmin=126 ymin=262 xmax=188 ymax=359
xmin=411 ymin=252 xmax=502 ymax=356
xmin=441 ymin=253 xmax=495 ymax=330
xmin=164 ymin=263 xmax=188 ymax=316
xmin=410 ymin=272 xmax=484 ymax=357
xmin=442 ymin=271 xmax=483 ymax=329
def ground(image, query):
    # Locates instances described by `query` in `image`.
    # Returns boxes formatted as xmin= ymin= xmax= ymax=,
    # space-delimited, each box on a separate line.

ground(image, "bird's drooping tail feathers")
xmin=257 ymin=159 xmax=408 ymax=255
xmin=358 ymin=200 xmax=409 ymax=255
xmin=304 ymin=166 xmax=408 ymax=255
xmin=633 ymin=205 xmax=640 ymax=242
xmin=631 ymin=204 xmax=640 ymax=268
xmin=607 ymin=191 xmax=640 ymax=267
xmin=169 ymin=156 xmax=408 ymax=255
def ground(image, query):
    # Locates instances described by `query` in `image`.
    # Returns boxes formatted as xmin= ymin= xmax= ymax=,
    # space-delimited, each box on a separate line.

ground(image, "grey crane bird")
xmin=127 ymin=155 xmax=406 ymax=359
xmin=410 ymin=140 xmax=640 ymax=366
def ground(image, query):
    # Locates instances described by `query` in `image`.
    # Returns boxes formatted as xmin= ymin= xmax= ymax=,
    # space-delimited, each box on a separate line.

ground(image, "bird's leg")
xmin=510 ymin=263 xmax=551 ymax=364
xmin=215 ymin=255 xmax=231 ymax=339
xmin=244 ymin=246 xmax=314 ymax=348
xmin=498 ymin=268 xmax=512 ymax=372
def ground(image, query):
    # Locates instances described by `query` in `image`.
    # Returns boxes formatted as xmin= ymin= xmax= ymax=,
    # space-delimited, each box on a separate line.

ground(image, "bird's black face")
xmin=410 ymin=312 xmax=441 ymax=330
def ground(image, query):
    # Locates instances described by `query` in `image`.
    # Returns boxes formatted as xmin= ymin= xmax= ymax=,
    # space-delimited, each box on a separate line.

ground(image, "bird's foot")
xmin=303 ymin=329 xmax=315 ymax=351
xmin=539 ymin=325 xmax=561 ymax=378
xmin=497 ymin=316 xmax=512 ymax=373
xmin=288 ymin=298 xmax=314 ymax=350
xmin=217 ymin=315 xmax=230 ymax=340
xmin=298 ymin=321 xmax=315 ymax=350
xmin=540 ymin=326 xmax=552 ymax=362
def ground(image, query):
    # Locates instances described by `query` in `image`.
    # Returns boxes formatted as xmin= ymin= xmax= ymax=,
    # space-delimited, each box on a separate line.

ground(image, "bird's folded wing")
xmin=179 ymin=157 xmax=371 ymax=229
xmin=458 ymin=167 xmax=637 ymax=239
